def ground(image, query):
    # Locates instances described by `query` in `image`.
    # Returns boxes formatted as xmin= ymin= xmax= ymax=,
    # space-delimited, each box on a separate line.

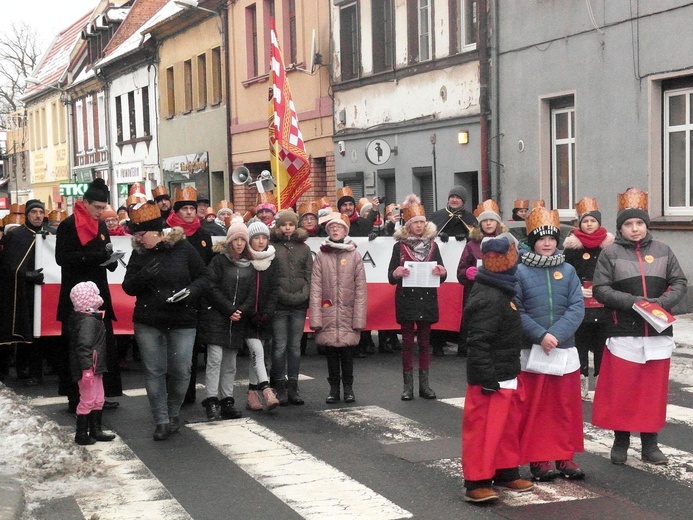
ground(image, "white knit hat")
xmin=247 ymin=221 xmax=270 ymax=239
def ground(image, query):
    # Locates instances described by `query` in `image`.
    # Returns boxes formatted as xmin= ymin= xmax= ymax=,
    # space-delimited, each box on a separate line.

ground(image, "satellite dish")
xmin=231 ymin=166 xmax=251 ymax=185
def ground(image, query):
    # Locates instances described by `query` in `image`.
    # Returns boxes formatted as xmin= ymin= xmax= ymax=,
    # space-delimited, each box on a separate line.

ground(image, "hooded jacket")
xmin=457 ymin=222 xmax=509 ymax=293
xmin=270 ymin=226 xmax=313 ymax=310
xmin=68 ymin=311 xmax=107 ymax=382
xmin=309 ymin=238 xmax=367 ymax=347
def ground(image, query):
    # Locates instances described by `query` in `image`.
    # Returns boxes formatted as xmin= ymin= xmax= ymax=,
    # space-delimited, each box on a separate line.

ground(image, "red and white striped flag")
xmin=268 ymin=17 xmax=311 ymax=210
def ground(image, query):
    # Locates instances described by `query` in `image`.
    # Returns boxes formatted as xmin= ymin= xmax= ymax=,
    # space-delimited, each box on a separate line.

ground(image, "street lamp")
xmin=25 ymin=77 xmax=71 ymax=105
xmin=173 ymin=0 xmax=218 ymax=15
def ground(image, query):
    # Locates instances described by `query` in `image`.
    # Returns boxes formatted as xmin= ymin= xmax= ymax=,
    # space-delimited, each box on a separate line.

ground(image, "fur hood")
xmin=131 ymin=226 xmax=186 ymax=252
xmin=468 ymin=221 xmax=509 ymax=242
xmin=393 ymin=221 xmax=438 ymax=242
xmin=562 ymin=231 xmax=615 ymax=250
xmin=270 ymin=226 xmax=309 ymax=244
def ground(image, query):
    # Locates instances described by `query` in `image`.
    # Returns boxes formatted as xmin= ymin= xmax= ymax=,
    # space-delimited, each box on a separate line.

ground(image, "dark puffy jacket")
xmin=247 ymin=246 xmax=280 ymax=340
xmin=187 ymin=226 xmax=214 ymax=264
xmin=515 ymin=257 xmax=584 ymax=349
xmin=346 ymin=216 xmax=374 ymax=237
xmin=197 ymin=242 xmax=256 ymax=349
xmin=68 ymin=311 xmax=107 ymax=382
xmin=122 ymin=227 xmax=208 ymax=329
xmin=388 ymin=222 xmax=447 ymax=324
xmin=270 ymin=227 xmax=313 ymax=310
xmin=464 ymin=280 xmax=522 ymax=388
xmin=429 ymin=207 xmax=477 ymax=239
xmin=592 ymin=233 xmax=687 ymax=338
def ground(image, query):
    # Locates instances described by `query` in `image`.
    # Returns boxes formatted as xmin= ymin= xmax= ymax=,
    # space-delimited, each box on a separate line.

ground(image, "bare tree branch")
xmin=0 ymin=22 xmax=43 ymax=118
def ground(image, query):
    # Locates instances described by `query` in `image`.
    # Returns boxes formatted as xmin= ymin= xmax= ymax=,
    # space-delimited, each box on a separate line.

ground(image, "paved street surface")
xmin=3 ymin=321 xmax=693 ymax=520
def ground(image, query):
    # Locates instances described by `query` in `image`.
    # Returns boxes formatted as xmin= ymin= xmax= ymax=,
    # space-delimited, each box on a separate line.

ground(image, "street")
xmin=3 ymin=335 xmax=693 ymax=520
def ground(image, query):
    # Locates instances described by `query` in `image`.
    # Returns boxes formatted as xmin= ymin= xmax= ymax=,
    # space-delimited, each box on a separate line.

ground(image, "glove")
xmin=454 ymin=233 xmax=466 ymax=242
xmin=81 ymin=368 xmax=95 ymax=386
xmin=368 ymin=232 xmax=378 ymax=241
xmin=438 ymin=232 xmax=449 ymax=243
xmin=393 ymin=266 xmax=409 ymax=279
xmin=25 ymin=268 xmax=44 ymax=285
xmin=481 ymin=381 xmax=500 ymax=394
xmin=465 ymin=266 xmax=478 ymax=281
xmin=581 ymin=286 xmax=593 ymax=298
xmin=141 ymin=259 xmax=163 ymax=278
xmin=104 ymin=243 xmax=114 ymax=257
xmin=251 ymin=312 xmax=269 ymax=327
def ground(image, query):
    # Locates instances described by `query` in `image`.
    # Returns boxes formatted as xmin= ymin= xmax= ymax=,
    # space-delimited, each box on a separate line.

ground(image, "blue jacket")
xmin=515 ymin=257 xmax=584 ymax=349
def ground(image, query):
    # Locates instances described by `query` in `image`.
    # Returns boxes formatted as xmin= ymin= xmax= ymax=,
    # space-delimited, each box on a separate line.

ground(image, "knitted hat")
xmin=130 ymin=202 xmax=165 ymax=232
xmin=481 ymin=233 xmax=519 ymax=273
xmin=84 ymin=178 xmax=109 ymax=203
xmin=256 ymin=202 xmax=277 ymax=215
xmin=616 ymin=188 xmax=650 ymax=229
xmin=324 ymin=212 xmax=350 ymax=232
xmin=70 ymin=281 xmax=103 ymax=312
xmin=275 ymin=209 xmax=299 ymax=227
xmin=526 ymin=206 xmax=560 ymax=249
xmin=247 ymin=221 xmax=270 ymax=239
xmin=337 ymin=194 xmax=356 ymax=211
xmin=197 ymin=195 xmax=211 ymax=205
xmin=226 ymin=221 xmax=249 ymax=243
xmin=574 ymin=197 xmax=602 ymax=226
xmin=448 ymin=186 xmax=467 ymax=202
xmin=24 ymin=199 xmax=45 ymax=215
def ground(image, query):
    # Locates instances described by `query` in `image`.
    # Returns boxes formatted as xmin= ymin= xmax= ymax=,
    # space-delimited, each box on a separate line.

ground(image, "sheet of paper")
xmin=525 ymin=344 xmax=568 ymax=376
xmin=402 ymin=261 xmax=440 ymax=288
xmin=100 ymin=251 xmax=126 ymax=267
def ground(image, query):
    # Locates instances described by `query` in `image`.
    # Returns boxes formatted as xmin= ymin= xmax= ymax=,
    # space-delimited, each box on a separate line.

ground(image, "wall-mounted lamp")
xmin=458 ymin=130 xmax=469 ymax=145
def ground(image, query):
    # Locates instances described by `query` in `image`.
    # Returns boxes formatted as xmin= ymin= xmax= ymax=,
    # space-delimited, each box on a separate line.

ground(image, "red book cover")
xmin=632 ymin=300 xmax=676 ymax=333
xmin=583 ymin=282 xmax=604 ymax=308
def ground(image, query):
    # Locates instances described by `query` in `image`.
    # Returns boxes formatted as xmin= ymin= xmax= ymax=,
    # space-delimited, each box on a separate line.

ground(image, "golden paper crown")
xmin=401 ymin=194 xmax=426 ymax=223
xmin=256 ymin=191 xmax=276 ymax=205
xmin=337 ymin=186 xmax=354 ymax=200
xmin=513 ymin=199 xmax=530 ymax=209
xmin=205 ymin=207 xmax=216 ymax=217
xmin=217 ymin=200 xmax=233 ymax=211
xmin=297 ymin=200 xmax=320 ymax=217
xmin=100 ymin=205 xmax=118 ymax=220
xmin=473 ymin=199 xmax=500 ymax=218
xmin=385 ymin=203 xmax=399 ymax=216
xmin=174 ymin=186 xmax=198 ymax=203
xmin=242 ymin=210 xmax=255 ymax=223
xmin=575 ymin=197 xmax=599 ymax=217
xmin=483 ymin=242 xmax=519 ymax=273
xmin=4 ymin=213 xmax=24 ymax=225
xmin=526 ymin=207 xmax=560 ymax=235
xmin=129 ymin=202 xmax=162 ymax=224
xmin=317 ymin=196 xmax=333 ymax=209
xmin=617 ymin=187 xmax=648 ymax=212
xmin=126 ymin=194 xmax=144 ymax=207
xmin=152 ymin=185 xmax=169 ymax=199
xmin=10 ymin=203 xmax=24 ymax=214
xmin=356 ymin=197 xmax=374 ymax=217
xmin=532 ymin=200 xmax=546 ymax=208
xmin=48 ymin=209 xmax=67 ymax=222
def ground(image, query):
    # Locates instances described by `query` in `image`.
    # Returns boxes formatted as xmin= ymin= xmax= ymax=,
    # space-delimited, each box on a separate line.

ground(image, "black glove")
xmin=481 ymin=381 xmax=500 ymax=395
xmin=251 ymin=312 xmax=269 ymax=327
xmin=25 ymin=268 xmax=44 ymax=285
xmin=368 ymin=232 xmax=378 ymax=241
xmin=454 ymin=233 xmax=466 ymax=242
xmin=438 ymin=232 xmax=449 ymax=243
xmin=141 ymin=259 xmax=163 ymax=278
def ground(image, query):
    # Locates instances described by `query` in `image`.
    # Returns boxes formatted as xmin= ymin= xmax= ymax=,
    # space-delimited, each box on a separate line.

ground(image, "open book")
xmin=632 ymin=300 xmax=676 ymax=333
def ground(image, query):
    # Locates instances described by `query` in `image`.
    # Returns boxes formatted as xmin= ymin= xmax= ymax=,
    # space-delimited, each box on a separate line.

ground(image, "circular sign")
xmin=365 ymin=139 xmax=392 ymax=165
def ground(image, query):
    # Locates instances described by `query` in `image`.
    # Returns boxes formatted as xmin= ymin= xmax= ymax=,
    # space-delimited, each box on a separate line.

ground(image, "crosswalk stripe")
xmin=76 ymin=437 xmax=191 ymax=519
xmin=188 ymin=419 xmax=412 ymax=519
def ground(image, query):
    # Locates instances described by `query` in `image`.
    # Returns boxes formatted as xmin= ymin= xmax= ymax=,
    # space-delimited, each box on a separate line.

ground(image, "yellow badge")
xmin=510 ymin=302 xmax=517 ymax=311
xmin=201 ymin=240 xmax=207 ymax=247
xmin=644 ymin=255 xmax=654 ymax=264
xmin=582 ymin=252 xmax=591 ymax=260
xmin=101 ymin=234 xmax=106 ymax=241
xmin=340 ymin=258 xmax=348 ymax=266
xmin=553 ymin=271 xmax=563 ymax=280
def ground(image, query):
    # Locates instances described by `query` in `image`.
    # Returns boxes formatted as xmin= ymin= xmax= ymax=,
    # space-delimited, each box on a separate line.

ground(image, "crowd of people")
xmin=0 ymin=181 xmax=686 ymax=504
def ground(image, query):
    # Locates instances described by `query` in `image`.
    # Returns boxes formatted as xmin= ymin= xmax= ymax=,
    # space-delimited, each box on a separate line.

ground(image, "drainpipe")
xmin=478 ymin=0 xmax=491 ymax=201
xmin=222 ymin=2 xmax=233 ymax=204
xmin=491 ymin=0 xmax=501 ymax=202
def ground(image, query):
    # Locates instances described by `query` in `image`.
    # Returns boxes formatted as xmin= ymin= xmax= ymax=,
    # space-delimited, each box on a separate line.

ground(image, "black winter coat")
xmin=247 ymin=246 xmax=280 ymax=340
xmin=270 ymin=227 xmax=313 ymax=311
xmin=55 ymin=215 xmax=116 ymax=323
xmin=347 ymin=216 xmax=374 ymax=237
xmin=187 ymin=226 xmax=214 ymax=264
xmin=68 ymin=311 xmax=107 ymax=382
xmin=122 ymin=228 xmax=208 ymax=329
xmin=429 ymin=207 xmax=477 ymax=239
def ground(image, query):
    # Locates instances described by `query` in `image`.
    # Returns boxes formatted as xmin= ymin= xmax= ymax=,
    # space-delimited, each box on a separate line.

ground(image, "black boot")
xmin=641 ymin=432 xmax=668 ymax=465
xmin=343 ymin=383 xmax=355 ymax=403
xmin=326 ymin=378 xmax=340 ymax=404
xmin=274 ymin=379 xmax=289 ymax=406
xmin=611 ymin=431 xmax=630 ymax=464
xmin=220 ymin=397 xmax=243 ymax=419
xmin=287 ymin=379 xmax=305 ymax=405
xmin=401 ymin=371 xmax=414 ymax=401
xmin=419 ymin=369 xmax=437 ymax=399
xmin=89 ymin=410 xmax=115 ymax=442
xmin=201 ymin=397 xmax=222 ymax=421
xmin=75 ymin=414 xmax=96 ymax=445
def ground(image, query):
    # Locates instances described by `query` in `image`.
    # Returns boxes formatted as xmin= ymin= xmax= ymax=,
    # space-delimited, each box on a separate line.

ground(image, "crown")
xmin=129 ymin=202 xmax=162 ymax=224
xmin=256 ymin=191 xmax=276 ymax=205
xmin=575 ymin=197 xmax=599 ymax=217
xmin=356 ymin=197 xmax=374 ymax=217
xmin=48 ymin=209 xmax=67 ymax=222
xmin=317 ymin=196 xmax=333 ymax=209
xmin=532 ymin=200 xmax=546 ymax=208
xmin=385 ymin=203 xmax=399 ymax=216
xmin=10 ymin=203 xmax=24 ymax=214
xmin=617 ymin=187 xmax=648 ymax=212
xmin=337 ymin=186 xmax=353 ymax=199
xmin=4 ymin=213 xmax=24 ymax=225
xmin=152 ymin=185 xmax=169 ymax=199
xmin=526 ymin=207 xmax=560 ymax=235
xmin=217 ymin=200 xmax=234 ymax=211
xmin=513 ymin=199 xmax=529 ymax=209
xmin=174 ymin=186 xmax=198 ymax=203
xmin=473 ymin=199 xmax=499 ymax=218
xmin=126 ymin=194 xmax=144 ymax=207
xmin=401 ymin=194 xmax=426 ymax=223
xmin=483 ymin=242 xmax=519 ymax=273
xmin=298 ymin=200 xmax=320 ymax=217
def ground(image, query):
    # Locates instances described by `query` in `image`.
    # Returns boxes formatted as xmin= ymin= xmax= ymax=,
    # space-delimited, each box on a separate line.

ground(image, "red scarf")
xmin=108 ymin=225 xmax=129 ymax=236
xmin=348 ymin=211 xmax=359 ymax=223
xmin=573 ymin=227 xmax=607 ymax=249
xmin=166 ymin=211 xmax=201 ymax=236
xmin=74 ymin=200 xmax=100 ymax=246
xmin=302 ymin=224 xmax=319 ymax=236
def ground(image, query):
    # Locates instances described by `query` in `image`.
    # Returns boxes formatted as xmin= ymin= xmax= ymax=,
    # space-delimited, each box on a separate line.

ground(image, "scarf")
xmin=108 ymin=225 xmax=129 ymax=236
xmin=573 ymin=227 xmax=607 ymax=249
xmin=348 ymin=211 xmax=359 ymax=223
xmin=249 ymin=246 xmax=276 ymax=271
xmin=166 ymin=211 xmax=201 ymax=237
xmin=520 ymin=251 xmax=565 ymax=268
xmin=403 ymin=236 xmax=432 ymax=262
xmin=320 ymin=237 xmax=356 ymax=252
xmin=474 ymin=266 xmax=518 ymax=293
xmin=73 ymin=200 xmax=100 ymax=246
xmin=303 ymin=224 xmax=319 ymax=236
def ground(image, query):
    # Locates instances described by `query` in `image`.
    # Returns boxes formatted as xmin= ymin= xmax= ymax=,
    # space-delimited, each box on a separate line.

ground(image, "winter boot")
xmin=261 ymin=386 xmax=280 ymax=411
xmin=287 ymin=379 xmax=305 ymax=405
xmin=401 ymin=371 xmax=414 ymax=401
xmin=220 ymin=397 xmax=243 ymax=419
xmin=246 ymin=389 xmax=263 ymax=411
xmin=75 ymin=414 xmax=96 ymax=445
xmin=610 ymin=430 xmax=630 ymax=464
xmin=326 ymin=378 xmax=340 ymax=404
xmin=343 ymin=383 xmax=355 ymax=403
xmin=418 ymin=370 xmax=437 ymax=399
xmin=201 ymin=397 xmax=222 ymax=421
xmin=274 ymin=379 xmax=289 ymax=406
xmin=89 ymin=410 xmax=115 ymax=442
xmin=641 ymin=432 xmax=668 ymax=465
xmin=580 ymin=374 xmax=589 ymax=400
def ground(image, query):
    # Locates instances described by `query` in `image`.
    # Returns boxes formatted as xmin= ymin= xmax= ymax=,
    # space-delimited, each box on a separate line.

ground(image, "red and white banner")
xmin=34 ymin=237 xmax=465 ymax=336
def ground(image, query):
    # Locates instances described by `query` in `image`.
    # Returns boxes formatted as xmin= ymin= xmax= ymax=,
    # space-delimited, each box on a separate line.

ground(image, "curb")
xmin=0 ymin=471 xmax=24 ymax=520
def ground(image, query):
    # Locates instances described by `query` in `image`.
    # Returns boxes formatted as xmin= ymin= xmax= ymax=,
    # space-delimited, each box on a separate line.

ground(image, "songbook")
xmin=632 ymin=300 xmax=676 ymax=333
xmin=402 ymin=261 xmax=440 ymax=288
xmin=582 ymin=282 xmax=604 ymax=308
xmin=525 ymin=344 xmax=569 ymax=376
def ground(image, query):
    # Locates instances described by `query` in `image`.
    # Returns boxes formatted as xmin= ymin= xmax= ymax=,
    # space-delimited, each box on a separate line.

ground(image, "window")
xmin=264 ymin=0 xmax=275 ymax=70
xmin=339 ymin=2 xmax=360 ymax=80
xmin=664 ymin=80 xmax=693 ymax=215
xmin=407 ymin=0 xmax=432 ymax=63
xmin=115 ymin=96 xmax=123 ymax=142
xmin=211 ymin=47 xmax=222 ymax=104
xmin=51 ymin=102 xmax=59 ymax=145
xmin=166 ymin=66 xmax=175 ymax=117
xmin=288 ymin=0 xmax=297 ymax=64
xmin=460 ymin=0 xmax=477 ymax=51
xmin=40 ymin=107 xmax=47 ymax=148
xmin=75 ymin=100 xmax=84 ymax=153
xmin=247 ymin=4 xmax=258 ymax=78
xmin=197 ymin=53 xmax=207 ymax=109
xmin=372 ymin=0 xmax=394 ymax=73
xmin=418 ymin=0 xmax=432 ymax=62
xmin=97 ymin=92 xmax=105 ymax=148
xmin=86 ymin=95 xmax=95 ymax=150
xmin=184 ymin=59 xmax=193 ymax=113
xmin=343 ymin=180 xmax=364 ymax=200
xmin=413 ymin=167 xmax=434 ymax=214
xmin=550 ymin=98 xmax=576 ymax=212
xmin=142 ymin=86 xmax=150 ymax=137
xmin=128 ymin=91 xmax=136 ymax=139
xmin=378 ymin=169 xmax=397 ymax=205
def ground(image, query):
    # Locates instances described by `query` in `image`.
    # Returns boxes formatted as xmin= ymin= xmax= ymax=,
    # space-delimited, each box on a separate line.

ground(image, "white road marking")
xmin=189 ymin=419 xmax=412 ymax=520
xmin=77 ymin=437 xmax=191 ymax=519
